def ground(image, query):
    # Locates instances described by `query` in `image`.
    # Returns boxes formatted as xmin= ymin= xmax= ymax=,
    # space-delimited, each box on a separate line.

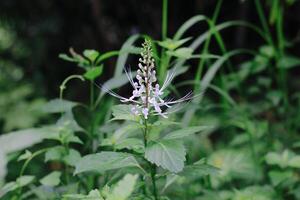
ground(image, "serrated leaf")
xmin=40 ymin=171 xmax=61 ymax=187
xmin=107 ymin=174 xmax=138 ymax=200
xmin=145 ymin=140 xmax=186 ymax=173
xmin=42 ymin=99 xmax=77 ymax=113
xmin=84 ymin=66 xmax=103 ymax=80
xmin=115 ymin=138 xmax=144 ymax=153
xmin=74 ymin=152 xmax=140 ymax=174
xmin=163 ymin=126 xmax=210 ymax=140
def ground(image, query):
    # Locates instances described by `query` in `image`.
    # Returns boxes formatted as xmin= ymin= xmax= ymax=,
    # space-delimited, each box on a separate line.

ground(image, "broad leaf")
xmin=0 ymin=175 xmax=34 ymax=198
xmin=84 ymin=66 xmax=103 ymax=80
xmin=107 ymin=174 xmax=138 ymax=200
xmin=145 ymin=140 xmax=186 ymax=173
xmin=40 ymin=171 xmax=61 ymax=187
xmin=111 ymin=105 xmax=137 ymax=121
xmin=74 ymin=152 xmax=140 ymax=174
xmin=42 ymin=99 xmax=77 ymax=113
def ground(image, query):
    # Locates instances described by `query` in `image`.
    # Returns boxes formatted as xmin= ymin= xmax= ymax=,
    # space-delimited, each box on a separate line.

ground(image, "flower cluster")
xmin=103 ymin=39 xmax=192 ymax=119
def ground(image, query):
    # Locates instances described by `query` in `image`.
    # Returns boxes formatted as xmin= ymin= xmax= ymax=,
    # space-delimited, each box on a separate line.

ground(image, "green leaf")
xmin=18 ymin=150 xmax=32 ymax=161
xmin=40 ymin=171 xmax=61 ymax=187
xmin=115 ymin=138 xmax=144 ymax=153
xmin=0 ymin=128 xmax=46 ymax=154
xmin=96 ymin=51 xmax=119 ymax=64
xmin=83 ymin=49 xmax=100 ymax=62
xmin=59 ymin=54 xmax=76 ymax=62
xmin=0 ymin=175 xmax=34 ymax=197
xmin=268 ymin=170 xmax=293 ymax=186
xmin=158 ymin=37 xmax=192 ymax=50
xmin=179 ymin=159 xmax=219 ymax=177
xmin=145 ymin=140 xmax=186 ymax=173
xmin=42 ymin=99 xmax=77 ymax=113
xmin=74 ymin=152 xmax=140 ymax=174
xmin=163 ymin=126 xmax=210 ymax=140
xmin=278 ymin=55 xmax=300 ymax=69
xmin=63 ymin=149 xmax=81 ymax=167
xmin=64 ymin=189 xmax=104 ymax=200
xmin=111 ymin=105 xmax=138 ymax=121
xmin=107 ymin=174 xmax=138 ymax=200
xmin=167 ymin=47 xmax=193 ymax=59
xmin=45 ymin=146 xmax=65 ymax=162
xmin=265 ymin=149 xmax=300 ymax=168
xmin=84 ymin=66 xmax=103 ymax=80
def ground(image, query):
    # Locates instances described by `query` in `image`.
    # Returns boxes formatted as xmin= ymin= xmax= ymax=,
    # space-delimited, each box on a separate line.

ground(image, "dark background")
xmin=1 ymin=0 xmax=300 ymax=99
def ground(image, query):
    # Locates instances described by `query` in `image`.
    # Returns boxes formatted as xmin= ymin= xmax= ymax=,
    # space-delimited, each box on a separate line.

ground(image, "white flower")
xmin=102 ymin=39 xmax=193 ymax=119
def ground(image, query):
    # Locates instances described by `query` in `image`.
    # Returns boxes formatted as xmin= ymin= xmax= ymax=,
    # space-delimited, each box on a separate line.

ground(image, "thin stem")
xmin=90 ymin=80 xmax=95 ymax=110
xmin=59 ymin=75 xmax=84 ymax=100
xmin=159 ymin=0 xmax=169 ymax=83
xmin=151 ymin=165 xmax=158 ymax=200
xmin=162 ymin=0 xmax=168 ymax=41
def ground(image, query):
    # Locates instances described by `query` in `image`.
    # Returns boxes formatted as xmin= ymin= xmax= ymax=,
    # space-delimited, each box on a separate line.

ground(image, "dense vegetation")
xmin=1 ymin=0 xmax=300 ymax=199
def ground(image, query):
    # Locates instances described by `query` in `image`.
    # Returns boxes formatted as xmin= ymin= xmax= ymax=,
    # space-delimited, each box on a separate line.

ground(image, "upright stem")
xmin=143 ymin=119 xmax=158 ymax=200
xmin=162 ymin=0 xmax=168 ymax=41
xmin=159 ymin=0 xmax=168 ymax=83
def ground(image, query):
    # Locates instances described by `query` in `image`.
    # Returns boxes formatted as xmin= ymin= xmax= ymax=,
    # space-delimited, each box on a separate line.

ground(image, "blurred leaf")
xmin=278 ymin=55 xmax=300 ymax=69
xmin=145 ymin=140 xmax=186 ymax=173
xmin=45 ymin=146 xmax=65 ymax=162
xmin=83 ymin=49 xmax=100 ymax=62
xmin=42 ymin=99 xmax=77 ymax=113
xmin=115 ymin=34 xmax=140 ymax=77
xmin=163 ymin=126 xmax=210 ymax=140
xmin=84 ymin=66 xmax=103 ymax=80
xmin=111 ymin=105 xmax=138 ymax=121
xmin=74 ymin=152 xmax=140 ymax=174
xmin=107 ymin=174 xmax=138 ymax=200
xmin=0 ymin=175 xmax=34 ymax=198
xmin=208 ymin=149 xmax=260 ymax=187
xmin=265 ymin=149 xmax=300 ymax=168
xmin=63 ymin=149 xmax=81 ymax=167
xmin=0 ymin=128 xmax=46 ymax=154
xmin=115 ymin=138 xmax=144 ymax=153
xmin=158 ymin=37 xmax=191 ymax=50
xmin=179 ymin=159 xmax=219 ymax=177
xmin=64 ymin=189 xmax=104 ymax=200
xmin=17 ymin=150 xmax=32 ymax=161
xmin=268 ymin=170 xmax=294 ymax=186
xmin=167 ymin=47 xmax=193 ymax=59
xmin=40 ymin=171 xmax=61 ymax=187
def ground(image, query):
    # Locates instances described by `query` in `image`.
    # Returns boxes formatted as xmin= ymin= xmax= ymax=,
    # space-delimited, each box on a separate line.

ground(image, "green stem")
xmin=90 ymin=80 xmax=94 ymax=110
xmin=17 ymin=149 xmax=48 ymax=199
xmin=151 ymin=165 xmax=158 ymax=200
xmin=162 ymin=0 xmax=168 ymax=41
xmin=143 ymin=119 xmax=158 ymax=200
xmin=59 ymin=75 xmax=84 ymax=100
xmin=159 ymin=0 xmax=169 ymax=83
xmin=194 ymin=0 xmax=223 ymax=93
